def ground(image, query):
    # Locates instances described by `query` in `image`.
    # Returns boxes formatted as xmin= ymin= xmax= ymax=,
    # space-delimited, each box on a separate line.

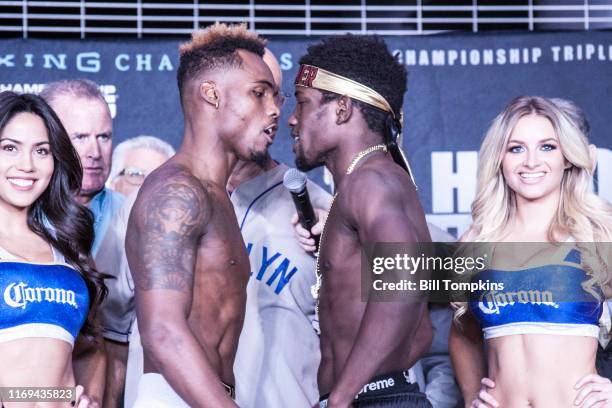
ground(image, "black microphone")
xmin=283 ymin=168 xmax=320 ymax=251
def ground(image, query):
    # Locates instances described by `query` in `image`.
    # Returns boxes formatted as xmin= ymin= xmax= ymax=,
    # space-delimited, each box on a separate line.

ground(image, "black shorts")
xmin=319 ymin=370 xmax=432 ymax=408
xmin=597 ymin=345 xmax=612 ymax=380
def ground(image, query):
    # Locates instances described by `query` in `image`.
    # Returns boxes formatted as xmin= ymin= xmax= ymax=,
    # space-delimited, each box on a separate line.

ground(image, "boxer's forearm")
xmin=73 ymin=334 xmax=107 ymax=406
xmin=103 ymin=339 xmax=128 ymax=408
xmin=140 ymin=319 xmax=237 ymax=408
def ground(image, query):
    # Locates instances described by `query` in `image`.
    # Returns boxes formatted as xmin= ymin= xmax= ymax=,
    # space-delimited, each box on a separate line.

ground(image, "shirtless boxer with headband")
xmin=289 ymin=35 xmax=433 ymax=408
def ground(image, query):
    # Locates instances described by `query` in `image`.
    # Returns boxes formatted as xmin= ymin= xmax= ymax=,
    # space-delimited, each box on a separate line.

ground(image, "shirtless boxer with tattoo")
xmin=289 ymin=36 xmax=433 ymax=408
xmin=125 ymin=23 xmax=279 ymax=407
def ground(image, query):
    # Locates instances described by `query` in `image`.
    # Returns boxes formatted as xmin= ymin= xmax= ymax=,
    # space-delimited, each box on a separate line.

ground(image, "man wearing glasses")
xmin=107 ymin=135 xmax=175 ymax=197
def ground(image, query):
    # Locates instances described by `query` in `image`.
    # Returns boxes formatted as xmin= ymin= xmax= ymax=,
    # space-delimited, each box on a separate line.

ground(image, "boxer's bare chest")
xmin=191 ymin=187 xmax=250 ymax=318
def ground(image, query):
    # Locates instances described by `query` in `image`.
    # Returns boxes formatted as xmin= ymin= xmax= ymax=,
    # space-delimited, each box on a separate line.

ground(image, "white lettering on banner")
xmin=0 ymin=83 xmax=45 ymax=93
xmin=43 ymin=54 xmax=67 ymax=70
xmin=24 ymin=54 xmax=34 ymax=67
xmin=396 ymin=47 xmax=543 ymax=66
xmin=99 ymin=85 xmax=118 ymax=118
xmin=136 ymin=54 xmax=152 ymax=71
xmin=448 ymin=50 xmax=459 ymax=65
xmin=113 ymin=53 xmax=173 ymax=72
xmin=280 ymin=53 xmax=293 ymax=70
xmin=551 ymin=44 xmax=612 ymax=62
xmin=393 ymin=44 xmax=612 ymax=67
xmin=0 ymin=44 xmax=610 ymax=72
xmin=115 ymin=54 xmax=129 ymax=71
xmin=431 ymin=151 xmax=477 ymax=213
xmin=0 ymin=54 xmax=15 ymax=67
xmin=417 ymin=50 xmax=429 ymax=65
xmin=0 ymin=52 xmax=175 ymax=72
xmin=77 ymin=52 xmax=100 ymax=73
xmin=432 ymin=50 xmax=445 ymax=65
xmin=3 ymin=282 xmax=78 ymax=309
xmin=0 ymin=83 xmax=118 ymax=119
xmin=158 ymin=54 xmax=173 ymax=71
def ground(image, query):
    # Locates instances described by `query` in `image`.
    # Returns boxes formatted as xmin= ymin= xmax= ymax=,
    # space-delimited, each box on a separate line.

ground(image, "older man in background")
xmin=107 ymin=135 xmax=175 ymax=197
xmin=41 ymin=78 xmax=125 ymax=406
xmin=41 ymin=79 xmax=125 ymax=255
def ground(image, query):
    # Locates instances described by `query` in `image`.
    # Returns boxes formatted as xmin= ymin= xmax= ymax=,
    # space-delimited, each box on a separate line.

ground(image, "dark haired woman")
xmin=0 ymin=91 xmax=106 ymax=407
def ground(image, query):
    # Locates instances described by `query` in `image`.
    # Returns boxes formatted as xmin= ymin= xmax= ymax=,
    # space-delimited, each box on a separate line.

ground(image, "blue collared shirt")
xmin=88 ymin=188 xmax=125 ymax=256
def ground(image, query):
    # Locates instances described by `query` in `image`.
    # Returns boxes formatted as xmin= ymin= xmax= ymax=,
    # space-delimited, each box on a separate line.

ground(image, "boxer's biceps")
xmin=133 ymin=182 xmax=208 ymax=293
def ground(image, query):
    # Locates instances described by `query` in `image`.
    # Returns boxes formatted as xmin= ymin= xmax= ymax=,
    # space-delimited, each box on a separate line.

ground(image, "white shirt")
xmin=231 ymin=163 xmax=332 ymax=408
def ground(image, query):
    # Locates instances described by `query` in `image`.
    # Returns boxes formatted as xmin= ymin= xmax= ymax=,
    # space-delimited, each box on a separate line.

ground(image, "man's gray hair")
xmin=108 ymin=135 xmax=176 ymax=182
xmin=40 ymin=78 xmax=106 ymax=106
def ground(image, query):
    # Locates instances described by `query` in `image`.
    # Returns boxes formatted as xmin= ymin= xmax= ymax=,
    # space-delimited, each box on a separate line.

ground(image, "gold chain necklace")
xmin=311 ymin=144 xmax=388 ymax=311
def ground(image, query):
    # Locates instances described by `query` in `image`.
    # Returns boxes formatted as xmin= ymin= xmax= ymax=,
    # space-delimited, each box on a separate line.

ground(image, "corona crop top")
xmin=0 ymin=245 xmax=90 ymax=347
xmin=469 ymin=249 xmax=602 ymax=339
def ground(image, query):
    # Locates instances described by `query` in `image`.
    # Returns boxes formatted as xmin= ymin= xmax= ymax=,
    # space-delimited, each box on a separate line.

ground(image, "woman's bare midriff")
xmin=486 ymin=333 xmax=598 ymax=407
xmin=0 ymin=338 xmax=75 ymax=408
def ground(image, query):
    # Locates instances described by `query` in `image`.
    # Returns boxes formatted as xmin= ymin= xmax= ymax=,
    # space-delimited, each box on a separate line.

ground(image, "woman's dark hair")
xmin=0 ymin=91 xmax=107 ymax=338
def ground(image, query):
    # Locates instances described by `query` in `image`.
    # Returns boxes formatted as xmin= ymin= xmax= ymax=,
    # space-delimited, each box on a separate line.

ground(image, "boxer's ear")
xmin=200 ymin=81 xmax=219 ymax=109
xmin=335 ymin=95 xmax=353 ymax=125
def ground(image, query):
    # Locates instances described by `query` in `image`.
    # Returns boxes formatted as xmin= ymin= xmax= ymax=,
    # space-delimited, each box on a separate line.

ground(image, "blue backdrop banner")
xmin=1 ymin=31 xmax=611 ymax=236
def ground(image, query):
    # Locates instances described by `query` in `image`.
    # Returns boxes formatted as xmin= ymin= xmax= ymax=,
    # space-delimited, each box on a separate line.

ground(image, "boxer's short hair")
xmin=177 ymin=23 xmax=267 ymax=101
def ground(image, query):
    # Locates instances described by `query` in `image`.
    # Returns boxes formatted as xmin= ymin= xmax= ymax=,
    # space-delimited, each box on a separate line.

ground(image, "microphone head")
xmin=283 ymin=168 xmax=307 ymax=193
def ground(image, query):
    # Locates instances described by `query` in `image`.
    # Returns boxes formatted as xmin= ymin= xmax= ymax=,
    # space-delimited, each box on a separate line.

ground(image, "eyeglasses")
xmin=118 ymin=167 xmax=146 ymax=185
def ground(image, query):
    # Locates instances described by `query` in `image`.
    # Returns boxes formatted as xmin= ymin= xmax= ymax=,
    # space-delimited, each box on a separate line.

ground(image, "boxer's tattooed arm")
xmin=133 ymin=179 xmax=207 ymax=292
xmin=125 ymin=172 xmax=235 ymax=407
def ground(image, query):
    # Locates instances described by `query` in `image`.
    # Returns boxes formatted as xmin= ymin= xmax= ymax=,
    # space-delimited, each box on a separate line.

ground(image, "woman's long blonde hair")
xmin=454 ymin=96 xmax=612 ymax=321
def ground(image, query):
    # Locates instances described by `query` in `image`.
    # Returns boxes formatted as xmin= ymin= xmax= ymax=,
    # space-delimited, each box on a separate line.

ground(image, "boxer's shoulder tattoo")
xmin=134 ymin=174 xmax=208 ymax=292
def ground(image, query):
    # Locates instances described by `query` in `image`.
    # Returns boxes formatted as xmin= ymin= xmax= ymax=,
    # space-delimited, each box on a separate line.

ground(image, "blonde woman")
xmin=449 ymin=96 xmax=612 ymax=408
